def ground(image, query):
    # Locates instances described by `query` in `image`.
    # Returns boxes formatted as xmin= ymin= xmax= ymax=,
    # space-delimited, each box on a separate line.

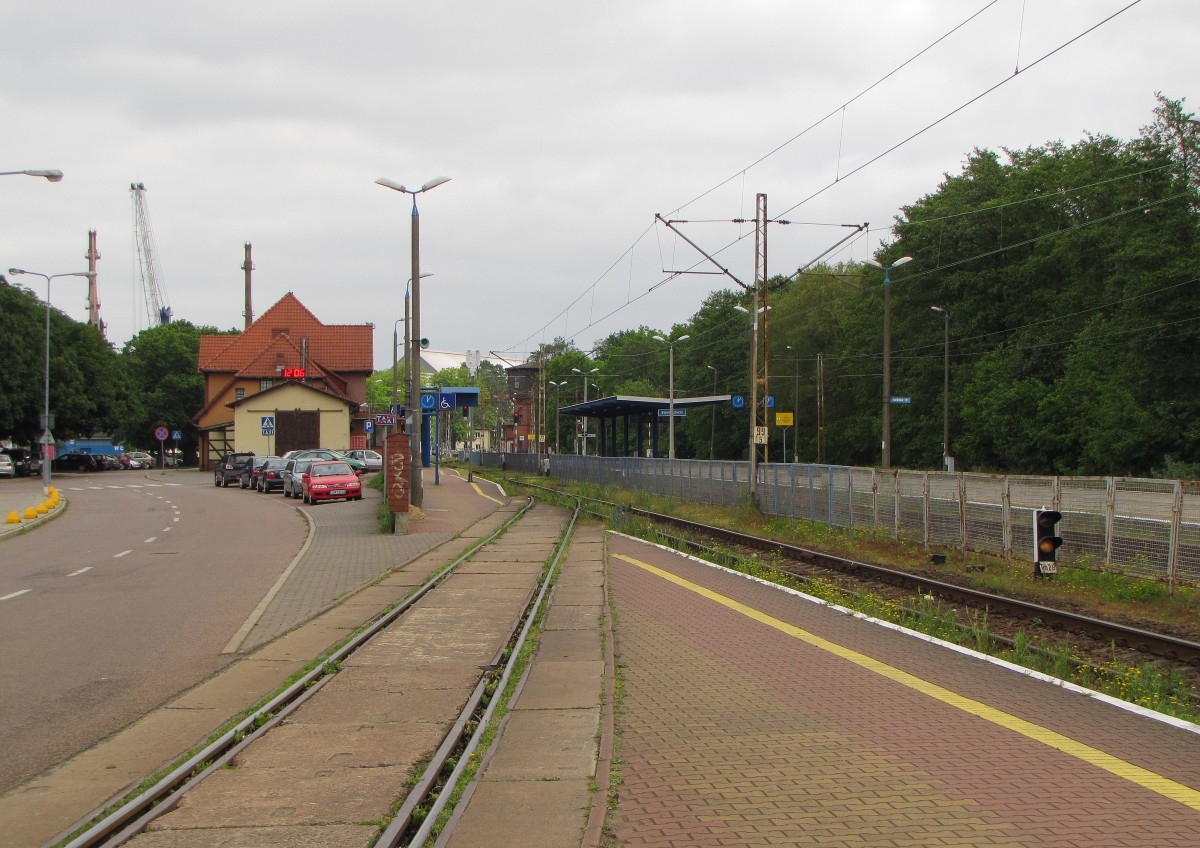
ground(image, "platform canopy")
xmin=557 ymin=394 xmax=732 ymax=419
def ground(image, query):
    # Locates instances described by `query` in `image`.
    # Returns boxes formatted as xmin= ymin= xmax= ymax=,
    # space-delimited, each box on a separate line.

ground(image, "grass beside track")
xmin=497 ymin=471 xmax=1200 ymax=724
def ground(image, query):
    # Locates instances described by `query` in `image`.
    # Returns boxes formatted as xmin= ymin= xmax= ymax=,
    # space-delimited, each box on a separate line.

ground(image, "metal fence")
xmin=537 ymin=455 xmax=1200 ymax=589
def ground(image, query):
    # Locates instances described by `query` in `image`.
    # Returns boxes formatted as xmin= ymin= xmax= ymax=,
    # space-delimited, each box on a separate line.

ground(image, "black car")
xmin=214 ymin=451 xmax=256 ymax=487
xmin=1 ymin=447 xmax=38 ymax=477
xmin=239 ymin=455 xmax=277 ymax=489
xmin=256 ymin=458 xmax=289 ymax=492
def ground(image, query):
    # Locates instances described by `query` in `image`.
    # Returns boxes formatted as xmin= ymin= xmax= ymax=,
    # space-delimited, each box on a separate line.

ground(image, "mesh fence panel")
xmin=527 ymin=454 xmax=1198 ymax=586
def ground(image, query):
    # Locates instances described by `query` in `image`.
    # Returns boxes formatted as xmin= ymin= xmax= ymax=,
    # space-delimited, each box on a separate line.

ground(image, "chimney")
xmin=242 ymin=243 xmax=254 ymax=329
xmin=86 ymin=230 xmax=105 ymax=337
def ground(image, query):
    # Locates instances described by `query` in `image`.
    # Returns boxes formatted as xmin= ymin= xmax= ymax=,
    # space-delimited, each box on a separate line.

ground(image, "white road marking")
xmin=1 ymin=590 xmax=31 ymax=601
xmin=173 ymin=517 xmax=180 ymax=522
xmin=162 ymin=527 xmax=172 ymax=533
xmin=114 ymin=550 xmax=132 ymax=558
xmin=68 ymin=567 xmax=93 ymax=576
xmin=144 ymin=537 xmax=157 ymax=544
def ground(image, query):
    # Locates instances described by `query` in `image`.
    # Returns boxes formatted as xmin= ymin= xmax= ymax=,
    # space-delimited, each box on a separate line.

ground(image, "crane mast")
xmin=130 ymin=182 xmax=173 ymax=326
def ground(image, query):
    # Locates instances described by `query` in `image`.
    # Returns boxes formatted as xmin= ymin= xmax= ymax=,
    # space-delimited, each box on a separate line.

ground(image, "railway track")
xmin=52 ymin=496 xmax=581 ymax=848
xmin=513 ymin=480 xmax=1200 ymax=670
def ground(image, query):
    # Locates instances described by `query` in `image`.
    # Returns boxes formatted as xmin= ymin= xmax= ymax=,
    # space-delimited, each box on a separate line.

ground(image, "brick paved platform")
xmin=605 ymin=533 xmax=1200 ymax=848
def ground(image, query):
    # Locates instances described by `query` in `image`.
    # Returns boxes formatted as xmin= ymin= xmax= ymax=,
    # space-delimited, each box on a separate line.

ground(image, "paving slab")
xmin=132 ymin=824 xmax=377 ymax=848
xmin=442 ymin=780 xmax=593 ymax=848
xmin=481 ymin=709 xmax=600 ymax=780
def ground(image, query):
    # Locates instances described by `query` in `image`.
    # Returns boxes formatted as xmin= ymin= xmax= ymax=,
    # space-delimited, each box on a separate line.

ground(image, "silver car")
xmin=281 ymin=458 xmax=314 ymax=498
xmin=343 ymin=449 xmax=383 ymax=472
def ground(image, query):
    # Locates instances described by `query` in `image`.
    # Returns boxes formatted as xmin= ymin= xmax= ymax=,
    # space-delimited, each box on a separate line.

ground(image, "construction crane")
xmin=130 ymin=182 xmax=173 ymax=326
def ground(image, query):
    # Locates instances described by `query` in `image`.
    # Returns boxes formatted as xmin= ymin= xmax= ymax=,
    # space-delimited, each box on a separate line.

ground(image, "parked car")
xmin=292 ymin=449 xmax=366 ymax=474
xmin=343 ymin=449 xmax=383 ymax=472
xmin=214 ymin=451 xmax=256 ymax=487
xmin=122 ymin=451 xmax=154 ymax=469
xmin=1 ymin=448 xmax=38 ymax=477
xmin=0 ymin=455 xmax=14 ymax=478
xmin=100 ymin=454 xmax=122 ymax=470
xmin=281 ymin=459 xmax=314 ymax=498
xmin=301 ymin=460 xmax=363 ymax=504
xmin=240 ymin=455 xmax=278 ymax=489
xmin=56 ymin=453 xmax=99 ymax=471
xmin=257 ymin=457 xmax=289 ymax=492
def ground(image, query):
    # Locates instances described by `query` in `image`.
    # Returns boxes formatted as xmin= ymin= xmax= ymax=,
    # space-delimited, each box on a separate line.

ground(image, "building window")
xmin=235 ymin=388 xmax=245 ymax=400
xmin=260 ymin=379 xmax=273 ymax=392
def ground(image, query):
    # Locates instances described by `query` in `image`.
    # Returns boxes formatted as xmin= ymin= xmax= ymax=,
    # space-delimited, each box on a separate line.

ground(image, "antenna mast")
xmin=130 ymin=182 xmax=173 ymax=326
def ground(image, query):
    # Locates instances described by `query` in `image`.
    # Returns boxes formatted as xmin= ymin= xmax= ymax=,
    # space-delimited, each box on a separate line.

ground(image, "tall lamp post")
xmin=652 ymin=334 xmax=689 ymax=459
xmin=864 ymin=255 xmax=913 ymax=468
xmin=0 ymin=169 xmax=63 ymax=181
xmin=8 ymin=268 xmax=95 ymax=495
xmin=571 ymin=367 xmax=599 ymax=455
xmin=548 ymin=380 xmax=565 ymax=453
xmin=930 ymin=305 xmax=951 ymax=471
xmin=392 ymin=274 xmax=434 ymax=421
xmin=706 ymin=365 xmax=717 ymax=460
xmin=376 ymin=176 xmax=450 ymax=509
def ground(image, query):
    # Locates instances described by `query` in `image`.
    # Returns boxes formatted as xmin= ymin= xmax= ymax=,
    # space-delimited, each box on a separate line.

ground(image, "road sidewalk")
xmin=0 ymin=466 xmax=516 ymax=848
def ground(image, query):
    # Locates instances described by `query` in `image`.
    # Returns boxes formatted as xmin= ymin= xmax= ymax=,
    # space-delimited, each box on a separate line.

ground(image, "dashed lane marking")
xmin=143 ymin=537 xmax=157 ymax=544
xmin=68 ymin=567 xmax=93 ymax=577
xmin=1 ymin=590 xmax=31 ymax=601
xmin=613 ymin=551 xmax=1200 ymax=813
xmin=114 ymin=550 xmax=132 ymax=558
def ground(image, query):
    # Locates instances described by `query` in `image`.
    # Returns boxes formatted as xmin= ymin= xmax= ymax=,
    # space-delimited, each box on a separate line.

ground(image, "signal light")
xmin=1033 ymin=509 xmax=1063 ymax=576
xmin=513 ymin=411 xmax=521 ymax=423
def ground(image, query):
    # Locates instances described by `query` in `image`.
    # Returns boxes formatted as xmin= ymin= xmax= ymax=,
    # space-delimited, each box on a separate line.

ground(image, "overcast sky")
xmin=1 ymin=1 xmax=1192 ymax=371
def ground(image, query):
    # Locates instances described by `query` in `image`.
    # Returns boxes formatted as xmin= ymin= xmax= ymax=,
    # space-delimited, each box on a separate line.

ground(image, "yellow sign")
xmin=775 ymin=412 xmax=793 ymax=426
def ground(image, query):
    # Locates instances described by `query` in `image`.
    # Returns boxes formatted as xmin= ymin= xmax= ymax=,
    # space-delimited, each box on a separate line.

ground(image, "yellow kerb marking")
xmin=472 ymin=482 xmax=504 ymax=505
xmin=613 ymin=552 xmax=1200 ymax=812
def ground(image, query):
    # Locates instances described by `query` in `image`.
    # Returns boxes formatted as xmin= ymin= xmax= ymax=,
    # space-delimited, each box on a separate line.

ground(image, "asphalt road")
xmin=0 ymin=470 xmax=306 ymax=795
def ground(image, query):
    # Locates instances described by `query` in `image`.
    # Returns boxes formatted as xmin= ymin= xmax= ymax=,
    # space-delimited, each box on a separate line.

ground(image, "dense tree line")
xmin=533 ymin=95 xmax=1199 ymax=478
xmin=0 ymin=278 xmax=220 ymax=461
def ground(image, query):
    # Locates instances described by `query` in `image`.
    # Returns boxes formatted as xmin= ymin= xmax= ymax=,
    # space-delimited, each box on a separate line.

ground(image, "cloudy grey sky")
xmin=1 ymin=1 xmax=1192 ymax=369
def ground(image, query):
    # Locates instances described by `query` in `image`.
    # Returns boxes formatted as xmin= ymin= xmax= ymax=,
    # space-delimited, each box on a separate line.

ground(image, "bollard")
xmin=6 ymin=512 xmax=19 ymax=524
xmin=36 ymin=504 xmax=49 ymax=515
xmin=23 ymin=508 xmax=37 ymax=520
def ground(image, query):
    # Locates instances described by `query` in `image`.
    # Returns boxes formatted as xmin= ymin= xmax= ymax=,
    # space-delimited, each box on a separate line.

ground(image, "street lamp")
xmin=652 ymin=334 xmax=690 ymax=459
xmin=706 ymin=365 xmax=717 ymax=460
xmin=0 ymin=169 xmax=63 ymax=181
xmin=571 ymin=367 xmax=599 ymax=455
xmin=392 ymin=274 xmax=434 ymax=422
xmin=863 ymin=255 xmax=913 ymax=468
xmin=548 ymin=380 xmax=565 ymax=454
xmin=376 ymin=176 xmax=450 ymax=509
xmin=931 ymin=305 xmax=951 ymax=471
xmin=8 ymin=268 xmax=96 ymax=495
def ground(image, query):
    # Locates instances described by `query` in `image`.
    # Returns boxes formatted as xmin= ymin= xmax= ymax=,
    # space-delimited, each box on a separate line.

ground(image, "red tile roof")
xmin=198 ymin=293 xmax=373 ymax=374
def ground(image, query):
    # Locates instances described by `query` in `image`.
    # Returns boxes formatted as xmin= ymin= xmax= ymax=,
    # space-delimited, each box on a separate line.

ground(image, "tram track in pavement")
xmin=52 ymin=494 xmax=582 ymax=848
xmin=511 ymin=480 xmax=1200 ymax=693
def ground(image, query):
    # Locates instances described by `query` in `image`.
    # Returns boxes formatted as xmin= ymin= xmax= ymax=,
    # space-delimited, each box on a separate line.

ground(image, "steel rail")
xmin=52 ymin=497 xmax=537 ymax=848
xmin=512 ymin=480 xmax=1200 ymax=667
xmin=380 ymin=497 xmax=582 ymax=848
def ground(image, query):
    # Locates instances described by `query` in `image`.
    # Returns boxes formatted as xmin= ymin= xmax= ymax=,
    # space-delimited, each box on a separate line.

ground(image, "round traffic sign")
xmin=154 ymin=426 xmax=169 ymax=441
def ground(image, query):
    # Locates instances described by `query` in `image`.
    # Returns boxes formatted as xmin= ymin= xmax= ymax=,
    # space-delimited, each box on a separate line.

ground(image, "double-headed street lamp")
xmin=930 ymin=305 xmax=952 ymax=471
xmin=376 ymin=176 xmax=450 ymax=510
xmin=8 ymin=268 xmax=96 ymax=495
xmin=0 ymin=169 xmax=63 ymax=181
xmin=571 ymin=367 xmax=599 ymax=455
xmin=864 ymin=255 xmax=913 ymax=468
xmin=392 ymin=274 xmax=434 ymax=420
xmin=652 ymin=334 xmax=690 ymax=459
xmin=548 ymin=380 xmax=566 ymax=453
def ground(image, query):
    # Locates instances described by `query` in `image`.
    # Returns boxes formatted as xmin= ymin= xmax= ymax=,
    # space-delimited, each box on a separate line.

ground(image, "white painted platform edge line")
xmin=608 ymin=531 xmax=1200 ymax=736
xmin=222 ymin=505 xmax=317 ymax=655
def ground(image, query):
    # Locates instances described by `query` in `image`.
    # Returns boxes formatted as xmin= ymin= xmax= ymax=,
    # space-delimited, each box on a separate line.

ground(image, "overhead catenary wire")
xmin=504 ymin=0 xmax=1147 ymax=359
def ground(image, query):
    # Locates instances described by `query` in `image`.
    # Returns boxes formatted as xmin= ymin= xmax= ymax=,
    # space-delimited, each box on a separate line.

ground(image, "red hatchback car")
xmin=301 ymin=460 xmax=363 ymax=504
